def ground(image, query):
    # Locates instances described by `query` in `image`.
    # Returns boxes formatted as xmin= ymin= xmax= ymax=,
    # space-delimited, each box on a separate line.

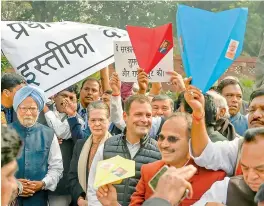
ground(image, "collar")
xmin=15 ymin=120 xmax=39 ymax=132
xmin=230 ymin=112 xmax=242 ymax=122
xmin=126 ymin=139 xmax=140 ymax=146
xmin=121 ymin=128 xmax=150 ymax=146
xmin=78 ymin=103 xmax=86 ymax=112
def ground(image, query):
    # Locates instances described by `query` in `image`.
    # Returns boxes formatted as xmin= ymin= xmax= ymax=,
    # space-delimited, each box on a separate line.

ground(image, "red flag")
xmin=126 ymin=23 xmax=173 ymax=74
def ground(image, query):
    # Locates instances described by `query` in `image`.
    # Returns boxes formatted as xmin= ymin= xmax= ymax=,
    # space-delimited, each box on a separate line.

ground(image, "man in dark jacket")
xmin=87 ymin=95 xmax=161 ymax=206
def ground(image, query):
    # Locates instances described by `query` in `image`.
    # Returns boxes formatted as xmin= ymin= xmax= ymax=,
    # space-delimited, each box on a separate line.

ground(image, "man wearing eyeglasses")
xmin=128 ymin=112 xmax=226 ymax=206
xmin=9 ymin=85 xmax=63 ymax=206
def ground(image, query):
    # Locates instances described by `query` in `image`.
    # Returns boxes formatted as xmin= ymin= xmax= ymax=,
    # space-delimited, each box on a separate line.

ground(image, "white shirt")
xmin=44 ymin=109 xmax=85 ymax=140
xmin=192 ymin=177 xmax=230 ymax=206
xmin=87 ymin=140 xmax=140 ymax=206
xmin=42 ymin=134 xmax=64 ymax=191
xmin=110 ymin=95 xmax=162 ymax=137
xmin=189 ymin=138 xmax=240 ymax=176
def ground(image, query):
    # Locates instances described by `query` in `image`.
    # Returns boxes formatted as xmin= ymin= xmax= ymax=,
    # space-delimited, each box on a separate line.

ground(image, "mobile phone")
xmin=148 ymin=165 xmax=168 ymax=192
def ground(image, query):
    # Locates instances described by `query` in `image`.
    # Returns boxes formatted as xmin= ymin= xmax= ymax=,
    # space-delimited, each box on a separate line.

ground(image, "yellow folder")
xmin=94 ymin=155 xmax=135 ymax=188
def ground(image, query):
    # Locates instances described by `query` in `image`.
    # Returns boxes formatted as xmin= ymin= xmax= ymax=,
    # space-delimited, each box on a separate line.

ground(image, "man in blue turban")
xmin=9 ymin=85 xmax=63 ymax=206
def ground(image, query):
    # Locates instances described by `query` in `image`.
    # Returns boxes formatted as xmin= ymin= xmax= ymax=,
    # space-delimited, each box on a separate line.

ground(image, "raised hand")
xmin=137 ymin=68 xmax=149 ymax=94
xmin=184 ymin=85 xmax=205 ymax=116
xmin=110 ymin=73 xmax=121 ymax=96
xmin=166 ymin=71 xmax=192 ymax=93
xmin=61 ymin=98 xmax=77 ymax=117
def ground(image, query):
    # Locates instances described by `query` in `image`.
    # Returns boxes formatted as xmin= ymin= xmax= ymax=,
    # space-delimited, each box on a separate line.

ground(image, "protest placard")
xmin=176 ymin=5 xmax=248 ymax=92
xmin=114 ymin=40 xmax=173 ymax=82
xmin=1 ymin=21 xmax=128 ymax=97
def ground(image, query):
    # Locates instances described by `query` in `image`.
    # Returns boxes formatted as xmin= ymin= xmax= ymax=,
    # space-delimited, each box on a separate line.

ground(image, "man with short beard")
xmin=187 ymin=88 xmax=264 ymax=176
xmin=9 ymin=85 xmax=63 ymax=206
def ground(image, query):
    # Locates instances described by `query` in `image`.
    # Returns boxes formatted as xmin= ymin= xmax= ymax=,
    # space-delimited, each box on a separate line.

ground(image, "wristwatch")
xmin=17 ymin=180 xmax=23 ymax=196
xmin=41 ymin=181 xmax=46 ymax=190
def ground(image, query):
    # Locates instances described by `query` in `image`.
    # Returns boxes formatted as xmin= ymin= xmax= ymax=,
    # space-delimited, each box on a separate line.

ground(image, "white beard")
xmin=17 ymin=112 xmax=39 ymax=128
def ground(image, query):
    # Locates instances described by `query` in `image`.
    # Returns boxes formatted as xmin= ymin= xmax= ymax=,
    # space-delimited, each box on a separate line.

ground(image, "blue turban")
xmin=13 ymin=85 xmax=47 ymax=112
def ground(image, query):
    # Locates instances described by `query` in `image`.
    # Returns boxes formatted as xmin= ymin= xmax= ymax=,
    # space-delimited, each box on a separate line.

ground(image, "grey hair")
xmin=207 ymin=90 xmax=230 ymax=118
xmin=152 ymin=94 xmax=174 ymax=111
xmin=87 ymin=100 xmax=109 ymax=119
xmin=166 ymin=112 xmax=192 ymax=138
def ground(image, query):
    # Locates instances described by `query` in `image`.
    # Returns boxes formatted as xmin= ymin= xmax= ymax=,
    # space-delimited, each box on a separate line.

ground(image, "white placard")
xmin=1 ymin=21 xmax=128 ymax=97
xmin=114 ymin=40 xmax=173 ymax=82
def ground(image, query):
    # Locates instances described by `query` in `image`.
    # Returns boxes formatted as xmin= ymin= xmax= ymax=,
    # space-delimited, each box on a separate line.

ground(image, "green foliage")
xmin=1 ymin=55 xmax=12 ymax=72
xmin=239 ymin=77 xmax=255 ymax=101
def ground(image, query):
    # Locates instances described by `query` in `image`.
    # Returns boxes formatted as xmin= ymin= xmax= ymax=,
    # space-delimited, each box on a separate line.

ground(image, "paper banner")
xmin=1 ymin=21 xmax=128 ymax=97
xmin=114 ymin=40 xmax=173 ymax=82
xmin=126 ymin=23 xmax=174 ymax=74
xmin=176 ymin=5 xmax=248 ymax=92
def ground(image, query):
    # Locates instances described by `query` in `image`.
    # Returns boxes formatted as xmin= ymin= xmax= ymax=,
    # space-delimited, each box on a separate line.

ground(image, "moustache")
xmin=23 ymin=117 xmax=34 ymax=119
xmin=161 ymin=148 xmax=176 ymax=153
xmin=250 ymin=118 xmax=264 ymax=125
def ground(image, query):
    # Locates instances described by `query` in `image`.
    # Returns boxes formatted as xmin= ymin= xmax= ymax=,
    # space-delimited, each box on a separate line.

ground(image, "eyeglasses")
xmin=89 ymin=118 xmax=108 ymax=124
xmin=157 ymin=134 xmax=178 ymax=143
xmin=18 ymin=106 xmax=38 ymax=114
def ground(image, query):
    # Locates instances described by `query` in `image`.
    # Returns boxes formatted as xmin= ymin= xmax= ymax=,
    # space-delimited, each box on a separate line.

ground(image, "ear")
xmin=123 ymin=111 xmax=128 ymax=123
xmin=3 ymin=89 xmax=10 ymax=97
xmin=99 ymin=87 xmax=103 ymax=97
xmin=219 ymin=108 xmax=227 ymax=118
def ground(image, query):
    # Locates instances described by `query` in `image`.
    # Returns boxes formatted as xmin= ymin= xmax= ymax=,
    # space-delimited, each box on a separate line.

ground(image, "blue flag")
xmin=176 ymin=4 xmax=248 ymax=93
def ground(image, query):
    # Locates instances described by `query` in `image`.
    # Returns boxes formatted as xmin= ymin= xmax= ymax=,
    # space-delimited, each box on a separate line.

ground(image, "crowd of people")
xmin=1 ymin=67 xmax=264 ymax=206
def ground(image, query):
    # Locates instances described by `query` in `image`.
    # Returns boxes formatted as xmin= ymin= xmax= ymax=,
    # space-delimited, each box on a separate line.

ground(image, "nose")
xmin=253 ymin=108 xmax=263 ymax=119
xmin=140 ymin=115 xmax=148 ymax=122
xmin=87 ymin=90 xmax=92 ymax=95
xmin=231 ymin=96 xmax=238 ymax=103
xmin=94 ymin=120 xmax=101 ymax=126
xmin=157 ymin=109 xmax=164 ymax=116
xmin=25 ymin=109 xmax=32 ymax=115
xmin=248 ymin=169 xmax=259 ymax=182
xmin=161 ymin=138 xmax=170 ymax=148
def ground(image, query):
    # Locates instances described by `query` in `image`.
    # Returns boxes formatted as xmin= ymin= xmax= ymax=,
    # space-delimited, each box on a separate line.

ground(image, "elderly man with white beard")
xmin=9 ymin=85 xmax=63 ymax=206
